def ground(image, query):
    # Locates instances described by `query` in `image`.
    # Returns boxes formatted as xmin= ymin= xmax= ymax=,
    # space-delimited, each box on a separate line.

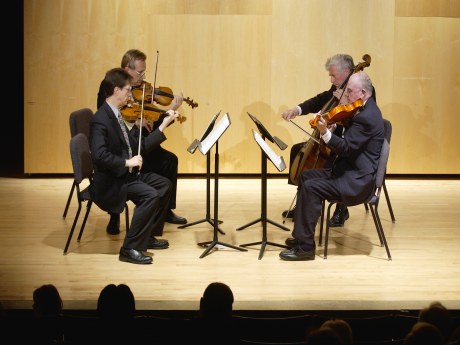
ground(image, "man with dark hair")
xmin=91 ymin=67 xmax=179 ymax=263
xmin=98 ymin=49 xmax=187 ymax=237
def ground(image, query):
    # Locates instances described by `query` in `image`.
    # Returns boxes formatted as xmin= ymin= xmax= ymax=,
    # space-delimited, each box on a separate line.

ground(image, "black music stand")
xmin=195 ymin=113 xmax=248 ymax=258
xmin=237 ymin=113 xmax=290 ymax=259
xmin=178 ymin=111 xmax=224 ymax=234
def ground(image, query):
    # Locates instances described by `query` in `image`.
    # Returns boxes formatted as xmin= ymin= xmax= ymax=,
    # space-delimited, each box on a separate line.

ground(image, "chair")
xmin=63 ymin=133 xmax=129 ymax=255
xmin=318 ymin=134 xmax=392 ymax=260
xmin=364 ymin=118 xmax=395 ymax=223
xmin=62 ymin=108 xmax=94 ymax=219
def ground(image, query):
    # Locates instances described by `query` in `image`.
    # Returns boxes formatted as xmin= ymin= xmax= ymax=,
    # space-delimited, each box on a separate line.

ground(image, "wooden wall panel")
xmin=396 ymin=0 xmax=460 ymax=17
xmin=23 ymin=0 xmax=460 ymax=174
xmin=391 ymin=17 xmax=460 ymax=173
xmin=272 ymin=0 xmax=395 ymax=172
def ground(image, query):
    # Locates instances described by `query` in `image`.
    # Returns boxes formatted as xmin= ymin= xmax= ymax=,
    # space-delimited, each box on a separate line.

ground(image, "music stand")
xmin=195 ymin=113 xmax=248 ymax=258
xmin=178 ymin=111 xmax=224 ymax=234
xmin=237 ymin=113 xmax=290 ymax=259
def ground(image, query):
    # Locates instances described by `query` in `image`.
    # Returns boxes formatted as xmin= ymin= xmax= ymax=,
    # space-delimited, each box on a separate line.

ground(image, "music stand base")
xmin=198 ymin=240 xmax=248 ymax=258
xmin=240 ymin=240 xmax=288 ymax=260
xmin=236 ymin=217 xmax=290 ymax=231
xmin=178 ymin=218 xmax=225 ymax=234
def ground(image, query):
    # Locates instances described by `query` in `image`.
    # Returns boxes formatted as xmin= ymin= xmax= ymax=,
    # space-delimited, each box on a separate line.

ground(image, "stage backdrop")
xmin=23 ymin=0 xmax=460 ymax=174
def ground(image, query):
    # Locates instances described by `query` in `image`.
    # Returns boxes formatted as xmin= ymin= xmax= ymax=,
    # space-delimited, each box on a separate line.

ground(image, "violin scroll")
xmin=354 ymin=54 xmax=371 ymax=73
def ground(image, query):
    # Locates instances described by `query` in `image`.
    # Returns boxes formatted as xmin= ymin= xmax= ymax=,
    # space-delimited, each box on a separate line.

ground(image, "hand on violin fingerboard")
xmin=170 ymin=92 xmax=184 ymax=111
xmin=158 ymin=110 xmax=180 ymax=132
xmin=315 ymin=113 xmax=328 ymax=135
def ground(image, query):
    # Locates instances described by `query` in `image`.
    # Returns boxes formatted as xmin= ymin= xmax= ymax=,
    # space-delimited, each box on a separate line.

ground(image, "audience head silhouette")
xmin=448 ymin=325 xmax=460 ymax=345
xmin=305 ymin=326 xmax=344 ymax=345
xmin=32 ymin=284 xmax=63 ymax=317
xmin=97 ymin=283 xmax=135 ymax=320
xmin=200 ymin=282 xmax=234 ymax=320
xmin=418 ymin=301 xmax=451 ymax=341
xmin=320 ymin=319 xmax=353 ymax=345
xmin=404 ymin=321 xmax=443 ymax=345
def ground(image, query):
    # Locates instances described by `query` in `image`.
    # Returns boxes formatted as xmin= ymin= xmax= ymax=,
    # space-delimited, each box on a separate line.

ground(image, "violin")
xmin=309 ymin=98 xmax=364 ymax=127
xmin=131 ymin=81 xmax=198 ymax=109
xmin=120 ymin=100 xmax=186 ymax=124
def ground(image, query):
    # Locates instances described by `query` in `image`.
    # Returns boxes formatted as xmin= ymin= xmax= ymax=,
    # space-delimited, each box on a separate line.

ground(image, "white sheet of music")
xmin=253 ymin=129 xmax=286 ymax=172
xmin=198 ymin=113 xmax=231 ymax=155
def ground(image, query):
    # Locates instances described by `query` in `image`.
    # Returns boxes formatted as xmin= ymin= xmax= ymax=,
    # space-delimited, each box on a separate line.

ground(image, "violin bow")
xmin=151 ymin=50 xmax=159 ymax=104
xmin=137 ymin=83 xmax=146 ymax=177
xmin=289 ymin=120 xmax=320 ymax=144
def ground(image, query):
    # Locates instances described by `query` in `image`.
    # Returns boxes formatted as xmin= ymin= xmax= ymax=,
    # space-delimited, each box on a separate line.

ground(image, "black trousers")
xmin=123 ymin=171 xmax=172 ymax=251
xmin=142 ymin=145 xmax=178 ymax=210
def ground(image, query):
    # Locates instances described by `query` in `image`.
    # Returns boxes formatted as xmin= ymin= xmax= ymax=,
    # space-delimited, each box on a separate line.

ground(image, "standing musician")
xmin=281 ymin=54 xmax=376 ymax=227
xmin=91 ymin=67 xmax=179 ymax=264
xmin=97 ymin=49 xmax=187 ymax=240
xmin=280 ymin=71 xmax=384 ymax=261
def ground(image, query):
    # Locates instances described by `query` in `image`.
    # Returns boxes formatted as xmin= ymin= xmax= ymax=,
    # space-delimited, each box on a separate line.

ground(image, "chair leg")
xmin=62 ymin=181 xmax=76 ymax=219
xmin=124 ymin=203 xmax=130 ymax=232
xmin=383 ymin=180 xmax=396 ymax=223
xmin=324 ymin=202 xmax=335 ymax=259
xmin=283 ymin=193 xmax=297 ymax=224
xmin=63 ymin=200 xmax=82 ymax=255
xmin=318 ymin=200 xmax=325 ymax=246
xmin=369 ymin=204 xmax=392 ymax=260
xmin=77 ymin=201 xmax=92 ymax=242
xmin=364 ymin=203 xmax=369 ymax=213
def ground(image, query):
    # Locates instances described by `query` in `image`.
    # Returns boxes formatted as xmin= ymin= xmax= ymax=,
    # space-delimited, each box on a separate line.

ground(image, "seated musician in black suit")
xmin=282 ymin=54 xmax=376 ymax=228
xmin=91 ymin=67 xmax=179 ymax=264
xmin=97 ymin=49 xmax=187 ymax=238
xmin=280 ymin=71 xmax=384 ymax=261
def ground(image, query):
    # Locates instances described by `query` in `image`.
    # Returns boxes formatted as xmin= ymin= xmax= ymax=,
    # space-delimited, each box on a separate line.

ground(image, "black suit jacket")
xmin=90 ymin=102 xmax=166 ymax=213
xmin=327 ymin=97 xmax=384 ymax=205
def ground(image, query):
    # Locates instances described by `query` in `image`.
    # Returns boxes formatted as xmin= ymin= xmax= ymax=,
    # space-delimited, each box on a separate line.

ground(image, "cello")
xmin=288 ymin=54 xmax=371 ymax=186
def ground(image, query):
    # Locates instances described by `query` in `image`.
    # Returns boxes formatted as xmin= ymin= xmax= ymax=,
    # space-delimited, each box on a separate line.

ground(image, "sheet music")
xmin=253 ymin=129 xmax=286 ymax=172
xmin=198 ymin=113 xmax=231 ymax=155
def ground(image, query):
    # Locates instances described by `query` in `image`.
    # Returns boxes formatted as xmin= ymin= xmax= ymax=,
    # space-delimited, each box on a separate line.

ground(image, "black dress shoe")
xmin=106 ymin=213 xmax=120 ymax=235
xmin=329 ymin=205 xmax=349 ymax=227
xmin=279 ymin=247 xmax=315 ymax=261
xmin=166 ymin=210 xmax=187 ymax=225
xmin=147 ymin=237 xmax=169 ymax=250
xmin=282 ymin=206 xmax=296 ymax=219
xmin=285 ymin=237 xmax=299 ymax=248
xmin=119 ymin=247 xmax=152 ymax=264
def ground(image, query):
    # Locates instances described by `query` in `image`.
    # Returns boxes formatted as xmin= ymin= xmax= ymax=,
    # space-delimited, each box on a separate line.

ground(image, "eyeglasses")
xmin=134 ymin=69 xmax=146 ymax=77
xmin=122 ymin=86 xmax=132 ymax=92
xmin=346 ymin=87 xmax=363 ymax=94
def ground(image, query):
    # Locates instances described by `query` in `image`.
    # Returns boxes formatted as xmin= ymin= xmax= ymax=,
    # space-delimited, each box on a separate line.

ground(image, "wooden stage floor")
xmin=0 ymin=176 xmax=459 ymax=312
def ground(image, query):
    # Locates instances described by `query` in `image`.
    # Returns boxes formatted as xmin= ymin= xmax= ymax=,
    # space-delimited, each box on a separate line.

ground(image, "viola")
xmin=131 ymin=81 xmax=198 ymax=109
xmin=120 ymin=100 xmax=186 ymax=124
xmin=309 ymin=98 xmax=364 ymax=127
